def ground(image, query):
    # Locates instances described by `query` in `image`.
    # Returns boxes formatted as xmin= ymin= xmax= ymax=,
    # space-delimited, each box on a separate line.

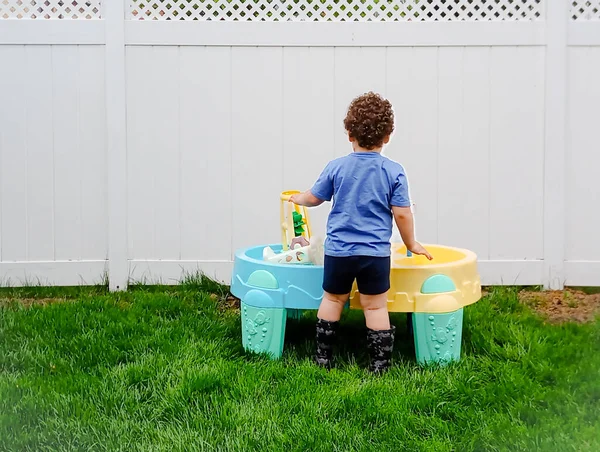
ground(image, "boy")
xmin=290 ymin=92 xmax=432 ymax=373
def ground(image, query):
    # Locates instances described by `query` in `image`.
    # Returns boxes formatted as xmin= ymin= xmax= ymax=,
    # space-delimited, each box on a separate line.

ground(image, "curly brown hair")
xmin=343 ymin=92 xmax=395 ymax=150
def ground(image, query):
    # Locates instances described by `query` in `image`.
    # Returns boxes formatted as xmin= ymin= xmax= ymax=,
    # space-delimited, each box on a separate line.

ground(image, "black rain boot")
xmin=315 ymin=319 xmax=339 ymax=369
xmin=366 ymin=326 xmax=396 ymax=374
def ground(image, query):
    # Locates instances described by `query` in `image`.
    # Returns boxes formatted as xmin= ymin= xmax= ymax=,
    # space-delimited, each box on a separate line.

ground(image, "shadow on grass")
xmin=282 ymin=310 xmax=416 ymax=367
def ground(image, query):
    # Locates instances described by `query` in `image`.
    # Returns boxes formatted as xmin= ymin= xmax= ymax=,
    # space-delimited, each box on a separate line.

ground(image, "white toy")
xmin=263 ymin=236 xmax=324 ymax=266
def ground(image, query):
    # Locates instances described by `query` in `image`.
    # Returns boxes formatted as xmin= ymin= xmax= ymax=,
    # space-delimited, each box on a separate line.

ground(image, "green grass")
xmin=1 ymin=284 xmax=599 ymax=452
xmin=570 ymin=286 xmax=600 ymax=295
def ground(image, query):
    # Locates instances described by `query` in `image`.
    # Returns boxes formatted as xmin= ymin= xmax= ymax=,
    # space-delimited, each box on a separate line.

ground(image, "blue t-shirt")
xmin=310 ymin=152 xmax=411 ymax=257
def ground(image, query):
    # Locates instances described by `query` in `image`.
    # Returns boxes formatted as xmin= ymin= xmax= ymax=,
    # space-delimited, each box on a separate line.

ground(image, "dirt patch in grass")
xmin=211 ymin=293 xmax=240 ymax=312
xmin=520 ymin=289 xmax=600 ymax=323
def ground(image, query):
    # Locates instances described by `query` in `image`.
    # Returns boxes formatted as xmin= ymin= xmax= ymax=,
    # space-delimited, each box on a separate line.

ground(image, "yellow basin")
xmin=350 ymin=244 xmax=482 ymax=314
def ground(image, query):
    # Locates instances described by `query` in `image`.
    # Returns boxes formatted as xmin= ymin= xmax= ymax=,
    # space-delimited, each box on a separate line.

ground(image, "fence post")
xmin=105 ymin=1 xmax=128 ymax=291
xmin=543 ymin=1 xmax=568 ymax=289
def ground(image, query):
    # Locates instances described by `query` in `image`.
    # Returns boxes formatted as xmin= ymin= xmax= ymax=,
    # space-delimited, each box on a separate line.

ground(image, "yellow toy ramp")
xmin=279 ymin=190 xmax=311 ymax=250
xmin=350 ymin=244 xmax=481 ymax=314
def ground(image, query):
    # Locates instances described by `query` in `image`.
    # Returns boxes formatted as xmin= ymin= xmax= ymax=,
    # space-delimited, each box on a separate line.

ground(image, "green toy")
xmin=292 ymin=211 xmax=305 ymax=237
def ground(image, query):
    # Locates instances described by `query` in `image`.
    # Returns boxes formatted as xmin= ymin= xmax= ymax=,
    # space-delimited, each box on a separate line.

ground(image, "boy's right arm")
xmin=392 ymin=206 xmax=433 ymax=260
xmin=291 ymin=161 xmax=334 ymax=207
xmin=289 ymin=191 xmax=324 ymax=207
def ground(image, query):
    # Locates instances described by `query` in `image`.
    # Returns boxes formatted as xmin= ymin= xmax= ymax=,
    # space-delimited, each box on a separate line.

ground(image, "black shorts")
xmin=322 ymin=255 xmax=391 ymax=296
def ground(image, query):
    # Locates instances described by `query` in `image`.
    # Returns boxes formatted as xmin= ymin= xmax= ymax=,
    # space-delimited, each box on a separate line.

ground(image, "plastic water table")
xmin=231 ymin=242 xmax=482 ymax=365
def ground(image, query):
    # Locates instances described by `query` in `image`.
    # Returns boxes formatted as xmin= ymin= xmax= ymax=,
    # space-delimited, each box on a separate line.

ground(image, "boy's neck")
xmin=352 ymin=142 xmax=382 ymax=153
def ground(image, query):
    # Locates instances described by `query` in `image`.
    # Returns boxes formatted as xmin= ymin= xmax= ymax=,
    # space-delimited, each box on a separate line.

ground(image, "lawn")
xmin=1 ymin=280 xmax=599 ymax=451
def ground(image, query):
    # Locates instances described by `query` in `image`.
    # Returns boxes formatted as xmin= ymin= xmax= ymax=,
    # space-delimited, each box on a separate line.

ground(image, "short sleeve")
xmin=310 ymin=162 xmax=334 ymax=202
xmin=391 ymin=171 xmax=411 ymax=207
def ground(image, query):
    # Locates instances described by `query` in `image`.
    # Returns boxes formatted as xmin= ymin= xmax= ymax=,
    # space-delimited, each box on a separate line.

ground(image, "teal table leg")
xmin=241 ymin=302 xmax=287 ymax=358
xmin=240 ymin=270 xmax=287 ymax=359
xmin=413 ymin=275 xmax=464 ymax=365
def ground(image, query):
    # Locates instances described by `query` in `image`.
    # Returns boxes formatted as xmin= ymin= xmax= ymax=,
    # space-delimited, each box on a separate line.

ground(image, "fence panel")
xmin=1 ymin=0 xmax=599 ymax=288
xmin=0 ymin=43 xmax=107 ymax=286
xmin=565 ymin=46 xmax=600 ymax=286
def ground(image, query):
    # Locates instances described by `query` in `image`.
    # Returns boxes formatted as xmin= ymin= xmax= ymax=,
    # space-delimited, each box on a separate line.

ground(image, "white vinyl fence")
xmin=0 ymin=1 xmax=599 ymax=290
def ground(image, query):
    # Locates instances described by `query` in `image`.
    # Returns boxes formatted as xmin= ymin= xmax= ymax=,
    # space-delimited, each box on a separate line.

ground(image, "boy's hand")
xmin=407 ymin=242 xmax=433 ymax=260
xmin=289 ymin=194 xmax=301 ymax=205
